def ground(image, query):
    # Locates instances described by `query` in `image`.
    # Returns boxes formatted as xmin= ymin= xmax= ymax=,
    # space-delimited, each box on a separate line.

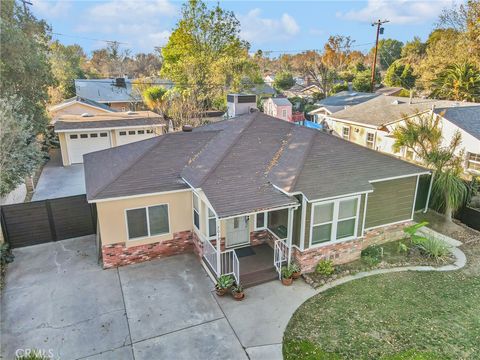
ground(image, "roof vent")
xmin=81 ymin=112 xmax=93 ymax=117
xmin=126 ymin=111 xmax=136 ymax=115
xmin=182 ymin=125 xmax=193 ymax=132
xmin=350 ymin=92 xmax=357 ymax=96
xmin=391 ymin=100 xmax=403 ymax=105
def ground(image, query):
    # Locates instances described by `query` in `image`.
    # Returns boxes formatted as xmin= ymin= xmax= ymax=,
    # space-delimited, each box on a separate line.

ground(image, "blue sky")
xmin=31 ymin=0 xmax=456 ymax=55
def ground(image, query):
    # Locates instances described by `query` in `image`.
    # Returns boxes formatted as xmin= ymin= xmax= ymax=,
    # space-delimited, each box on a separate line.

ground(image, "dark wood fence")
xmin=0 ymin=195 xmax=97 ymax=248
xmin=456 ymin=206 xmax=480 ymax=231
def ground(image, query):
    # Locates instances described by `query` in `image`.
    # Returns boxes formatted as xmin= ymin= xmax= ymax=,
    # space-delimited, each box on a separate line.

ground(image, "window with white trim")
xmin=126 ymin=204 xmax=169 ymax=240
xmin=342 ymin=126 xmax=350 ymax=140
xmin=193 ymin=193 xmax=200 ymax=230
xmin=255 ymin=212 xmax=267 ymax=230
xmin=282 ymin=109 xmax=287 ymax=118
xmin=467 ymin=153 xmax=480 ymax=172
xmin=207 ymin=207 xmax=216 ymax=238
xmin=311 ymin=197 xmax=358 ymax=245
xmin=366 ymin=132 xmax=375 ymax=149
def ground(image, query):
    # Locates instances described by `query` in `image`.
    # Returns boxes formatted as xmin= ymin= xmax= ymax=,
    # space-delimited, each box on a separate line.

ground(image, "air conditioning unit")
xmin=226 ymin=94 xmax=257 ymax=118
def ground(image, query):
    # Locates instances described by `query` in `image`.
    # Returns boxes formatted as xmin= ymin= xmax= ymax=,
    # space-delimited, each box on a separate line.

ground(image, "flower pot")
xmin=215 ymin=287 xmax=227 ymax=296
xmin=281 ymin=277 xmax=293 ymax=286
xmin=232 ymin=291 xmax=245 ymax=301
xmin=292 ymin=271 xmax=301 ymax=279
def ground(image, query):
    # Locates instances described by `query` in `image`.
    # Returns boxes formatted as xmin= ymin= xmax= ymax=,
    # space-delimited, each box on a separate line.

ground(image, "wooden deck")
xmin=238 ymin=244 xmax=278 ymax=288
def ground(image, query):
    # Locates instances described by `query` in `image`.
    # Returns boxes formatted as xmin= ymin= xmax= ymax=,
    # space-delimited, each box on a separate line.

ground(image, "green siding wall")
xmin=365 ymin=176 xmax=417 ymax=229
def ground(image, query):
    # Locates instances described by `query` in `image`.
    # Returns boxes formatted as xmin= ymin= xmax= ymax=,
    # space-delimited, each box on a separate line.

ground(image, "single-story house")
xmin=308 ymin=91 xmax=380 ymax=124
xmin=84 ymin=112 xmax=429 ymax=286
xmin=325 ymin=96 xmax=480 ymax=175
xmin=74 ymin=78 xmax=173 ymax=111
xmin=283 ymin=84 xmax=323 ymax=99
xmin=263 ymin=97 xmax=293 ymax=121
xmin=55 ymin=111 xmax=166 ymax=166
xmin=247 ymin=83 xmax=276 ymax=99
xmin=48 ymin=96 xmax=116 ymax=123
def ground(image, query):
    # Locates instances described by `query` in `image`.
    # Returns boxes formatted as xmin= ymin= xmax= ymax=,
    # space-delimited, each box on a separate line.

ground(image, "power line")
xmin=370 ymin=19 xmax=389 ymax=92
xmin=51 ymin=32 xmax=129 ymax=45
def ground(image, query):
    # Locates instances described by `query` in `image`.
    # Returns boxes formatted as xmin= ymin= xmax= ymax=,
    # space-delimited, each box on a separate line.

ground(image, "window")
xmin=90 ymin=133 xmax=98 ymax=138
xmin=80 ymin=134 xmax=88 ymax=139
xmin=146 ymin=129 xmax=153 ymax=134
xmin=467 ymin=153 xmax=480 ymax=172
xmin=138 ymin=130 xmax=145 ymax=135
xmin=267 ymin=209 xmax=288 ymax=239
xmin=405 ymin=148 xmax=415 ymax=161
xmin=366 ymin=132 xmax=375 ymax=149
xmin=255 ymin=212 xmax=267 ymax=230
xmin=128 ymin=130 xmax=136 ymax=135
xmin=100 ymin=133 xmax=108 ymax=137
xmin=126 ymin=204 xmax=169 ymax=240
xmin=282 ymin=109 xmax=287 ymax=118
xmin=342 ymin=126 xmax=350 ymax=140
xmin=207 ymin=208 xmax=216 ymax=238
xmin=69 ymin=134 xmax=78 ymax=139
xmin=311 ymin=197 xmax=359 ymax=246
xmin=119 ymin=131 xmax=127 ymax=136
xmin=193 ymin=193 xmax=200 ymax=230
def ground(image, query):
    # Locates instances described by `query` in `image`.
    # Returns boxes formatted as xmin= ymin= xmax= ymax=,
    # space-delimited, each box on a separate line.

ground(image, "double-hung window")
xmin=311 ymin=196 xmax=359 ymax=246
xmin=207 ymin=207 xmax=216 ymax=238
xmin=342 ymin=126 xmax=350 ymax=140
xmin=126 ymin=204 xmax=169 ymax=240
xmin=255 ymin=212 xmax=267 ymax=230
xmin=366 ymin=132 xmax=375 ymax=149
xmin=193 ymin=193 xmax=200 ymax=230
xmin=467 ymin=153 xmax=480 ymax=172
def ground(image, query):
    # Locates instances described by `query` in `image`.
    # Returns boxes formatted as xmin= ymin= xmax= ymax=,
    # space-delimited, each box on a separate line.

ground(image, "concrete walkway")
xmin=215 ymin=230 xmax=466 ymax=359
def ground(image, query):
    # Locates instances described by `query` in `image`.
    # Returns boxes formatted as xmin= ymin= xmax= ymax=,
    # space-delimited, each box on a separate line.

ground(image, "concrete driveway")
xmin=1 ymin=236 xmax=246 ymax=360
xmin=32 ymin=150 xmax=85 ymax=201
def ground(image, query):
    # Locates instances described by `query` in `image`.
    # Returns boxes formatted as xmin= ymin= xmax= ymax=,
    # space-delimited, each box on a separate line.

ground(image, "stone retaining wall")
xmin=294 ymin=221 xmax=412 ymax=273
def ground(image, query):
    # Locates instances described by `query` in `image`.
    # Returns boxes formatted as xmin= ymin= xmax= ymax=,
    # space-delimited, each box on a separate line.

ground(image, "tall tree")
xmin=384 ymin=60 xmax=416 ymax=89
xmin=0 ymin=0 xmax=54 ymax=133
xmin=392 ymin=112 xmax=467 ymax=222
xmin=374 ymin=39 xmax=404 ymax=71
xmin=49 ymin=41 xmax=86 ymax=103
xmin=400 ymin=37 xmax=427 ymax=65
xmin=291 ymin=51 xmax=336 ymax=95
xmin=161 ymin=0 xmax=257 ymax=108
xmin=273 ymin=71 xmax=295 ymax=90
xmin=431 ymin=62 xmax=480 ymax=101
xmin=323 ymin=35 xmax=354 ymax=70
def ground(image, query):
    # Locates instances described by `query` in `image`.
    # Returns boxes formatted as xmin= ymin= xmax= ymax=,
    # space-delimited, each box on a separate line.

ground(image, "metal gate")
xmin=0 ymin=195 xmax=97 ymax=248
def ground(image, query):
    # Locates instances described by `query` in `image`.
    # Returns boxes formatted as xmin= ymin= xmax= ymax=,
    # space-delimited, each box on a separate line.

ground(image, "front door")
xmin=226 ymin=216 xmax=250 ymax=248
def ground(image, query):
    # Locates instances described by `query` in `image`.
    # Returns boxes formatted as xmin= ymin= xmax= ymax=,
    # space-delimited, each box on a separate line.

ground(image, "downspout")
xmin=423 ymin=172 xmax=434 ymax=213
xmin=215 ymin=216 xmax=221 ymax=276
xmin=287 ymin=207 xmax=294 ymax=266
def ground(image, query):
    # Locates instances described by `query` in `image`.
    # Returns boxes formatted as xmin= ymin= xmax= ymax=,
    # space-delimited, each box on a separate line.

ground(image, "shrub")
xmin=416 ymin=237 xmax=451 ymax=260
xmin=316 ymin=259 xmax=335 ymax=276
xmin=0 ymin=243 xmax=14 ymax=266
xmin=216 ymin=274 xmax=234 ymax=290
xmin=281 ymin=264 xmax=295 ymax=279
xmin=361 ymin=245 xmax=383 ymax=266
xmin=397 ymin=241 xmax=409 ymax=254
xmin=403 ymin=221 xmax=429 ymax=245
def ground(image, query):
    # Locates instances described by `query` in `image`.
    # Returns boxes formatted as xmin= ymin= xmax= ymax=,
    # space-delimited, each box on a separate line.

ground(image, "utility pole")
xmin=21 ymin=0 xmax=32 ymax=14
xmin=370 ymin=19 xmax=389 ymax=92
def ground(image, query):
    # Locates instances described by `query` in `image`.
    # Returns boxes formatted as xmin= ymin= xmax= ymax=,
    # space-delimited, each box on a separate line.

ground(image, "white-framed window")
xmin=342 ymin=126 xmax=350 ymax=140
xmin=69 ymin=134 xmax=78 ymax=139
xmin=128 ymin=130 xmax=136 ymax=135
xmin=366 ymin=132 xmax=375 ymax=149
xmin=282 ymin=109 xmax=287 ymax=118
xmin=206 ymin=207 xmax=216 ymax=238
xmin=119 ymin=131 xmax=126 ymax=136
xmin=467 ymin=153 xmax=480 ymax=172
xmin=100 ymin=132 xmax=108 ymax=137
xmin=193 ymin=193 xmax=200 ymax=230
xmin=125 ymin=204 xmax=170 ymax=240
xmin=254 ymin=212 xmax=268 ymax=230
xmin=310 ymin=196 xmax=359 ymax=247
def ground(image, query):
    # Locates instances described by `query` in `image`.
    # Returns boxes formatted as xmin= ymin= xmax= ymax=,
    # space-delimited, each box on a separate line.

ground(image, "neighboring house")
xmin=248 ymin=83 xmax=276 ymax=99
xmin=49 ymin=96 xmax=116 ymax=123
xmin=375 ymin=87 xmax=404 ymax=96
xmin=74 ymin=78 xmax=173 ymax=111
xmin=84 ymin=112 xmax=428 ymax=287
xmin=308 ymin=91 xmax=380 ymax=124
xmin=263 ymin=97 xmax=293 ymax=121
xmin=325 ymin=96 xmax=480 ymax=175
xmin=55 ymin=111 xmax=166 ymax=166
xmin=283 ymin=84 xmax=323 ymax=99
xmin=264 ymin=75 xmax=275 ymax=87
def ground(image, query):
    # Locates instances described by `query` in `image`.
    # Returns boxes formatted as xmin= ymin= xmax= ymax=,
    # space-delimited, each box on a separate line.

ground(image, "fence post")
xmin=45 ymin=200 xmax=57 ymax=242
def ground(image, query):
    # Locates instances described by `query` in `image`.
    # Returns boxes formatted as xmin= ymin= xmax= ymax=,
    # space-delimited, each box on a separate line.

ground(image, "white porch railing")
xmin=203 ymin=238 xmax=219 ymax=277
xmin=274 ymin=239 xmax=288 ymax=279
xmin=221 ymin=250 xmax=240 ymax=284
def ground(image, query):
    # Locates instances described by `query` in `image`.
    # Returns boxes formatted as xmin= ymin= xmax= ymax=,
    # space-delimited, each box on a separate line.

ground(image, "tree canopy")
xmin=384 ymin=60 xmax=416 ymax=89
xmin=273 ymin=71 xmax=295 ymax=90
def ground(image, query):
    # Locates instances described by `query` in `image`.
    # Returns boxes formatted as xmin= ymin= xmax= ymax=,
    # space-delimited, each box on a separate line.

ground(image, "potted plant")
xmin=215 ymin=274 xmax=233 ymax=296
xmin=281 ymin=265 xmax=294 ymax=286
xmin=291 ymin=263 xmax=301 ymax=279
xmin=231 ymin=283 xmax=245 ymax=301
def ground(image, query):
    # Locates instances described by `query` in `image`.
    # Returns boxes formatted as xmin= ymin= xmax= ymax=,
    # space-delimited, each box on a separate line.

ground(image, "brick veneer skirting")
xmin=102 ymin=230 xmax=194 ymax=269
xmin=294 ymin=221 xmax=413 ymax=273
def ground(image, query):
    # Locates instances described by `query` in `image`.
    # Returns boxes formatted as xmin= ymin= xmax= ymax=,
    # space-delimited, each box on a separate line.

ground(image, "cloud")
xmin=337 ymin=0 xmax=453 ymax=24
xmin=76 ymin=0 xmax=178 ymax=52
xmin=31 ymin=0 xmax=71 ymax=18
xmin=309 ymin=28 xmax=325 ymax=36
xmin=239 ymin=8 xmax=300 ymax=44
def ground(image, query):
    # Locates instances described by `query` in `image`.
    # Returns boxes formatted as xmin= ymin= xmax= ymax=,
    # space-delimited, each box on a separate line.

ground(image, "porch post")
xmin=216 ymin=217 xmax=221 ymax=276
xmin=287 ymin=207 xmax=294 ymax=266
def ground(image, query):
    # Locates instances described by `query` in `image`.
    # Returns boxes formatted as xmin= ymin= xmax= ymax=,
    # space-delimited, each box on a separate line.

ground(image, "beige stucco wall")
xmin=97 ymin=190 xmax=193 ymax=247
xmin=50 ymin=103 xmax=110 ymax=122
xmin=329 ymin=119 xmax=377 ymax=148
xmin=109 ymin=102 xmax=132 ymax=111
xmin=58 ymin=132 xmax=70 ymax=166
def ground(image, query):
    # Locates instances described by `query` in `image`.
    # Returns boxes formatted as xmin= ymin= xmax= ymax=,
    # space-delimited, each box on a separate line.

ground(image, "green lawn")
xmin=283 ymin=240 xmax=480 ymax=359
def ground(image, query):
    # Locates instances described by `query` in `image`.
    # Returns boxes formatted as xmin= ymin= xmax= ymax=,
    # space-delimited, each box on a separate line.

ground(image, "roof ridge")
xmin=91 ymin=135 xmax=170 ymax=199
xmin=192 ymin=113 xmax=258 ymax=188
xmin=288 ymin=127 xmax=318 ymax=193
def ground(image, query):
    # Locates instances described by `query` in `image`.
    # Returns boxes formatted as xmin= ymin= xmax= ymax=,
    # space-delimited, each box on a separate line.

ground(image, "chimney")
xmin=226 ymin=94 xmax=257 ymax=118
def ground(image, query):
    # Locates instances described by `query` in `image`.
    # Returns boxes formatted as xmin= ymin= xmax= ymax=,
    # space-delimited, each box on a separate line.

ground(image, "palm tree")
xmin=142 ymin=86 xmax=168 ymax=115
xmin=392 ymin=112 xmax=468 ymax=222
xmin=431 ymin=62 xmax=480 ymax=102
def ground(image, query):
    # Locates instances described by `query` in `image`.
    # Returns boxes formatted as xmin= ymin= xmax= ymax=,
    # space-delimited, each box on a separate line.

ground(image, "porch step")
xmin=241 ymin=267 xmax=278 ymax=288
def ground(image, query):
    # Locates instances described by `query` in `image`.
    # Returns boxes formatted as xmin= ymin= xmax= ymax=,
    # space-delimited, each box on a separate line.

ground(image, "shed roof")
xmin=269 ymin=98 xmax=292 ymax=106
xmin=84 ymin=112 xmax=427 ymax=218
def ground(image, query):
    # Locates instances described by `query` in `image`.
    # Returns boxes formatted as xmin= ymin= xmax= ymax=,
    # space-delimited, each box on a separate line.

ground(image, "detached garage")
xmin=55 ymin=111 xmax=166 ymax=166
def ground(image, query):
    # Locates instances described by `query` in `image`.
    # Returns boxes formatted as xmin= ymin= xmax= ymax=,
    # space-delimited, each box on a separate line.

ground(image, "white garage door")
xmin=116 ymin=129 xmax=156 ymax=146
xmin=67 ymin=131 xmax=111 ymax=164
